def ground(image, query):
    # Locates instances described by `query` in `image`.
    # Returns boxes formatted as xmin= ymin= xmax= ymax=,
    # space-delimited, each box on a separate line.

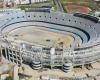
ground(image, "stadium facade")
xmin=0 ymin=9 xmax=100 ymax=76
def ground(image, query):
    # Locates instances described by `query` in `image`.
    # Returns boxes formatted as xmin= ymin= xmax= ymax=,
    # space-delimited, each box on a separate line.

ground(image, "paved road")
xmin=53 ymin=0 xmax=64 ymax=12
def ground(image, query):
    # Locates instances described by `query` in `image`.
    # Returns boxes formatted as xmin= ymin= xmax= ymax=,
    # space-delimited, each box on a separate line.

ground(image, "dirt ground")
xmin=8 ymin=26 xmax=74 ymax=48
xmin=62 ymin=0 xmax=100 ymax=13
xmin=64 ymin=4 xmax=91 ymax=14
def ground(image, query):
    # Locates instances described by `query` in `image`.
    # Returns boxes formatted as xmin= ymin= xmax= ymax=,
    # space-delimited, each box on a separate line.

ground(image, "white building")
xmin=15 ymin=0 xmax=30 ymax=4
xmin=94 ymin=0 xmax=100 ymax=2
xmin=15 ymin=0 xmax=48 ymax=4
xmin=93 ymin=11 xmax=100 ymax=21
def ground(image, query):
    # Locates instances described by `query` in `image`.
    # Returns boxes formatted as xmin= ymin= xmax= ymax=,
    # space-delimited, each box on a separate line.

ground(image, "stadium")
xmin=0 ymin=9 xmax=100 ymax=79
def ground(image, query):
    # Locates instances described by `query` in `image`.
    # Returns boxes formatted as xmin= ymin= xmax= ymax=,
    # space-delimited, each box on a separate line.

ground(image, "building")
xmin=3 ymin=0 xmax=15 ymax=8
xmin=94 ymin=0 xmax=100 ymax=3
xmin=0 ymin=9 xmax=100 ymax=80
xmin=15 ymin=0 xmax=48 ymax=4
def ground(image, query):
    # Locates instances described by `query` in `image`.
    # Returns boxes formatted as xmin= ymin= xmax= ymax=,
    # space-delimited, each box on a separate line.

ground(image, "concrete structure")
xmin=15 ymin=0 xmax=48 ymax=4
xmin=0 ymin=9 xmax=100 ymax=79
xmin=93 ymin=11 xmax=100 ymax=20
xmin=95 ymin=0 xmax=100 ymax=2
xmin=13 ymin=66 xmax=19 ymax=80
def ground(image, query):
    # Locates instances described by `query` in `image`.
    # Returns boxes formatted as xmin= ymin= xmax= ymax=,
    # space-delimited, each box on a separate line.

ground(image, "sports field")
xmin=65 ymin=4 xmax=91 ymax=14
xmin=62 ymin=0 xmax=100 ymax=13
xmin=9 ymin=26 xmax=74 ymax=48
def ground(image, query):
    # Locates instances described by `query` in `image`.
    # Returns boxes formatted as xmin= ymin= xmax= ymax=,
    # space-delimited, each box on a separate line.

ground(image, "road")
xmin=53 ymin=0 xmax=64 ymax=12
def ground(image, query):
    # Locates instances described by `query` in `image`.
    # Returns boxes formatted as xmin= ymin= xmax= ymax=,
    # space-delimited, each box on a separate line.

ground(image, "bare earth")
xmin=65 ymin=4 xmax=91 ymax=14
xmin=9 ymin=26 xmax=74 ymax=48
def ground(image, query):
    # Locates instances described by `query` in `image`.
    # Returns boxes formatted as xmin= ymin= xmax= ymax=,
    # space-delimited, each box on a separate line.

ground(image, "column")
xmin=13 ymin=65 xmax=19 ymax=80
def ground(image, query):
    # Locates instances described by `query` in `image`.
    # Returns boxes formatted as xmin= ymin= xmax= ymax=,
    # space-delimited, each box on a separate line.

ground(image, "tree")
xmin=5 ymin=76 xmax=13 ymax=80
